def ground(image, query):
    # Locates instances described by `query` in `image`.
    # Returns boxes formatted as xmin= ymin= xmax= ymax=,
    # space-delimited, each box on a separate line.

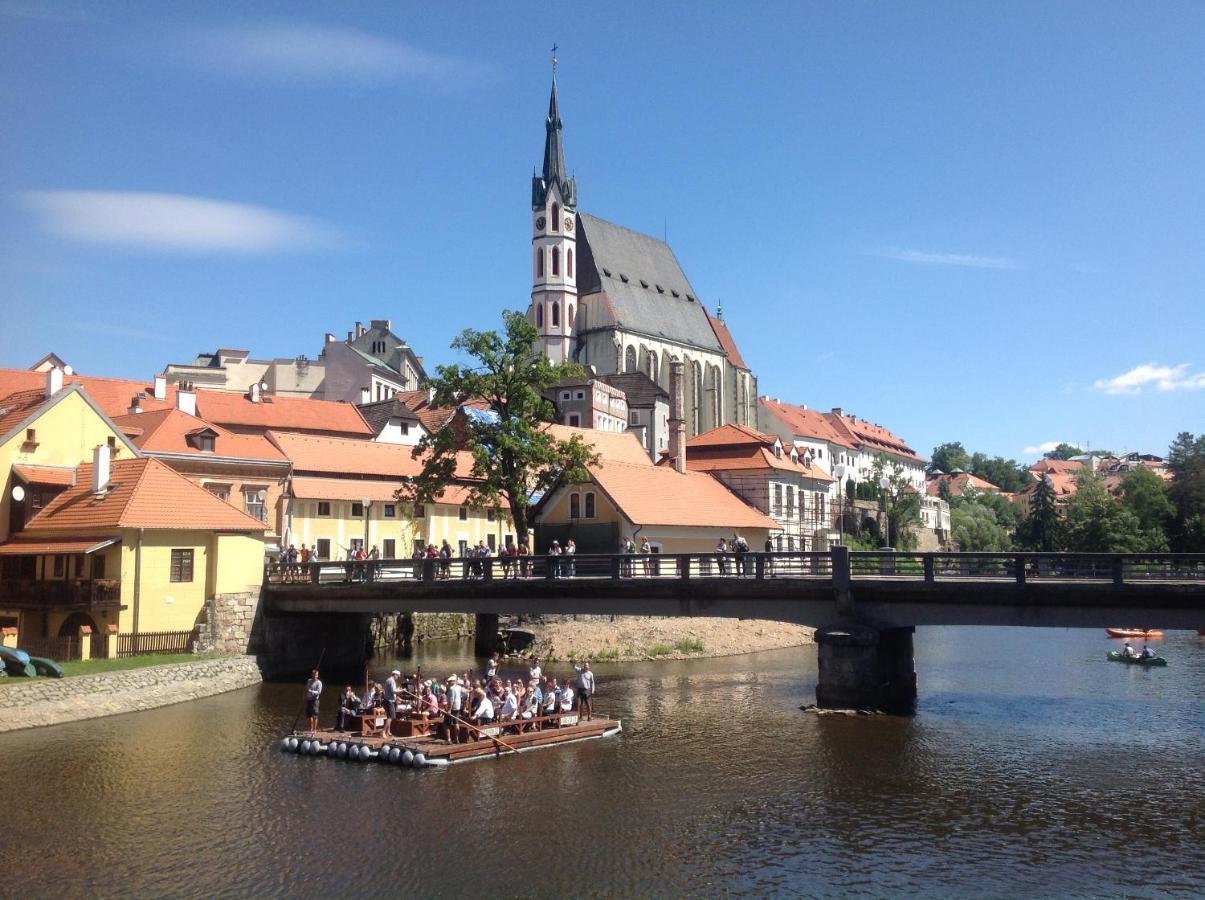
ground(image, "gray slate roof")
xmin=576 ymin=213 xmax=723 ymax=354
xmin=600 ymin=372 xmax=669 ymax=408
xmin=356 ymin=397 xmax=420 ymax=436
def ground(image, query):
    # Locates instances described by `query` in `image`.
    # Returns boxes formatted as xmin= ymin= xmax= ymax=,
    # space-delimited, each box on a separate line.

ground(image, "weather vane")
xmin=551 ymin=43 xmax=558 ymax=74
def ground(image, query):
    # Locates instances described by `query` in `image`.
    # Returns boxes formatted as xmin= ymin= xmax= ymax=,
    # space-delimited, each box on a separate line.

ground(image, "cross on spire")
xmin=551 ymin=43 xmax=558 ymax=74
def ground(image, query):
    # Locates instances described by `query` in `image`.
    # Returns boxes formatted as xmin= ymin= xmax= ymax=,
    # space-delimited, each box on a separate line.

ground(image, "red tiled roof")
xmin=757 ymin=398 xmax=855 ymax=450
xmin=111 ymin=408 xmax=286 ymax=462
xmin=0 ymin=536 xmax=118 ymax=556
xmin=544 ymin=424 xmax=652 ymax=466
xmin=685 ymin=423 xmax=775 ymax=448
xmin=685 ymin=446 xmax=834 ymax=481
xmin=12 ymin=464 xmax=77 ymax=486
xmin=823 ymin=411 xmax=924 ymax=463
xmin=706 ymin=312 xmax=750 ymax=370
xmin=195 ymin=390 xmax=371 ymax=436
xmin=268 ymin=431 xmax=477 ymax=480
xmin=290 ymin=476 xmax=470 ymax=506
xmin=1029 ymin=459 xmax=1085 ymax=475
xmin=24 ymin=458 xmax=268 ymax=532
xmin=925 ymin=472 xmax=1000 ymax=497
xmin=587 ymin=460 xmax=777 ymax=530
xmin=0 ymin=368 xmax=176 ymax=426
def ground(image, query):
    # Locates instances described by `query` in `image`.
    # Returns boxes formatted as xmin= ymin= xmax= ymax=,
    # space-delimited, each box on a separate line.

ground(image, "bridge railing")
xmin=264 ymin=551 xmax=1205 ymax=588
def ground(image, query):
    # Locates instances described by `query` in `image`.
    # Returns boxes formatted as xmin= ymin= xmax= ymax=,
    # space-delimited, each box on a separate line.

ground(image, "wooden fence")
xmin=17 ymin=635 xmax=80 ymax=662
xmin=116 ymin=630 xmax=196 ymax=658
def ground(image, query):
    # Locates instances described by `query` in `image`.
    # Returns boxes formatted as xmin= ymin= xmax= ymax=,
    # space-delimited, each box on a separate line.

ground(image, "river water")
xmin=2 ymin=627 xmax=1202 ymax=898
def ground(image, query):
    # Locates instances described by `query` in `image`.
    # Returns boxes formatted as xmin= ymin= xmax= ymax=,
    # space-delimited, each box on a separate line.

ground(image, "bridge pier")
xmin=814 ymin=624 xmax=916 ymax=715
xmin=473 ymin=613 xmax=499 ymax=657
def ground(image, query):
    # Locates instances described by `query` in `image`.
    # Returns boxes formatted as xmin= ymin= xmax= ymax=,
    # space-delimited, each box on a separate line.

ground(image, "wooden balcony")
xmin=0 ymin=578 xmax=122 ymax=611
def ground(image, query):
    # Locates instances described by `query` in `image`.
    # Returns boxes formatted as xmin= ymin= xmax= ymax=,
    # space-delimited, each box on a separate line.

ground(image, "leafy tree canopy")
xmin=951 ymin=499 xmax=1013 ymax=552
xmin=930 ymin=441 xmax=971 ymax=474
xmin=1043 ymin=443 xmax=1084 ymax=460
xmin=1059 ymin=472 xmax=1163 ymax=553
xmin=869 ymin=455 xmax=922 ymax=550
xmin=1119 ymin=466 xmax=1174 ymax=538
xmin=401 ymin=310 xmax=599 ymax=545
xmin=1167 ymin=431 xmax=1205 ymax=551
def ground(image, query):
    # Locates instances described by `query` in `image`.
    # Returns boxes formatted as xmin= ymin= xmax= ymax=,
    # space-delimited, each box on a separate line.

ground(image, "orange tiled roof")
xmin=706 ymin=312 xmax=750 ymax=370
xmin=823 ymin=411 xmax=925 ymax=463
xmin=1024 ymin=471 xmax=1079 ymax=497
xmin=685 ymin=446 xmax=834 ymax=481
xmin=925 ymin=471 xmax=1001 ymax=497
xmin=24 ymin=458 xmax=268 ymax=533
xmin=0 ymin=535 xmax=119 ymax=556
xmin=1029 ymin=459 xmax=1085 ymax=475
xmin=111 ymin=408 xmax=287 ymax=462
xmin=12 ymin=463 xmax=77 ymax=486
xmin=685 ymin=423 xmax=776 ymax=448
xmin=757 ymin=398 xmax=855 ymax=450
xmin=268 ymin=431 xmax=476 ymax=479
xmin=587 ymin=460 xmax=777 ymax=530
xmin=0 ymin=368 xmax=177 ymax=425
xmin=290 ymin=476 xmax=470 ymax=506
xmin=195 ymin=390 xmax=371 ymax=436
xmin=544 ymin=424 xmax=652 ymax=466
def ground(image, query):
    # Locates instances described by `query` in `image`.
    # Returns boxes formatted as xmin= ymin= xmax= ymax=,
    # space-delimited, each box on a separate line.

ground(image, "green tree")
xmin=969 ymin=453 xmax=1032 ymax=493
xmin=401 ymin=310 xmax=598 ymax=546
xmin=870 ymin=455 xmax=922 ymax=550
xmin=930 ymin=441 xmax=971 ymax=474
xmin=1119 ymin=466 xmax=1174 ymax=548
xmin=1043 ymin=443 xmax=1084 ymax=460
xmin=951 ymin=499 xmax=1013 ymax=551
xmin=1058 ymin=473 xmax=1157 ymax=553
xmin=1019 ymin=475 xmax=1058 ymax=551
xmin=1167 ymin=431 xmax=1205 ymax=550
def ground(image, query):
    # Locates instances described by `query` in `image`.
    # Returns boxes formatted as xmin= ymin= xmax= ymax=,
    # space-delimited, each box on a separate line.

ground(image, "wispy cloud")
xmin=1093 ymin=363 xmax=1205 ymax=396
xmin=873 ymin=248 xmax=1020 ymax=270
xmin=1023 ymin=440 xmax=1071 ymax=456
xmin=20 ymin=190 xmax=336 ymax=253
xmin=73 ymin=322 xmax=172 ymax=342
xmin=186 ymin=24 xmax=488 ymax=87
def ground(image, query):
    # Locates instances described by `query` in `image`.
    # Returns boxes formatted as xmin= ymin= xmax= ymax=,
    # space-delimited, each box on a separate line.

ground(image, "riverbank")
xmin=0 ymin=655 xmax=263 ymax=733
xmin=519 ymin=615 xmax=814 ymax=662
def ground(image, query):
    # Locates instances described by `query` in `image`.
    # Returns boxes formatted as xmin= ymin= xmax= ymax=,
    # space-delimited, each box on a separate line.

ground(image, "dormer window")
xmin=187 ymin=428 xmax=218 ymax=453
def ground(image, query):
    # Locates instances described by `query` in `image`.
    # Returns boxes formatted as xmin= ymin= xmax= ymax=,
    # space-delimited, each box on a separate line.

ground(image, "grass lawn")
xmin=1 ymin=653 xmax=221 ymax=683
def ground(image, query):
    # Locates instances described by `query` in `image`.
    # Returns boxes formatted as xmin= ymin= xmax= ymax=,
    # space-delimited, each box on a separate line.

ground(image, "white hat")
xmin=391 ymin=669 xmax=401 ymax=676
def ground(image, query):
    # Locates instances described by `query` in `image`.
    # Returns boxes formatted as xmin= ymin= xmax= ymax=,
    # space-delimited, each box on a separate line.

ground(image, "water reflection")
xmin=0 ymin=628 xmax=1202 ymax=897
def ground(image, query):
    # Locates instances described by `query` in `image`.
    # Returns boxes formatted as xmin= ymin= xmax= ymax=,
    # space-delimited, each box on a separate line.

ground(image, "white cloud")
xmin=187 ymin=24 xmax=487 ymax=86
xmin=20 ymin=190 xmax=335 ymax=253
xmin=1023 ymin=440 xmax=1070 ymax=456
xmin=874 ymin=248 xmax=1019 ymax=270
xmin=1093 ymin=363 xmax=1205 ymax=396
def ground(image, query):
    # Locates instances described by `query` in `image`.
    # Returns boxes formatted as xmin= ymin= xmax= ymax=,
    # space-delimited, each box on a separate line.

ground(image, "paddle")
xmin=290 ymin=646 xmax=326 ymax=735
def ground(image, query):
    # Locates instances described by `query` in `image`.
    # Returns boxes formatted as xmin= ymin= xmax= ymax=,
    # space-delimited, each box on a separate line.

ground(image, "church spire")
xmin=533 ymin=48 xmax=576 ymax=209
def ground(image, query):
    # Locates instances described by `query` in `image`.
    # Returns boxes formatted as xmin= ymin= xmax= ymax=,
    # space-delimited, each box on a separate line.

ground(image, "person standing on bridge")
xmin=304 ymin=669 xmax=322 ymax=733
xmin=564 ymin=538 xmax=576 ymax=577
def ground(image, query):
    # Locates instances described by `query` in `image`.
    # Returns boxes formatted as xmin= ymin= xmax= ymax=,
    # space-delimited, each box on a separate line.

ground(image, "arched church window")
xmin=552 ymin=247 xmax=560 ymax=276
xmin=567 ymin=248 xmax=574 ymax=277
xmin=568 ymin=304 xmax=574 ymax=325
xmin=552 ymin=203 xmax=560 ymax=231
xmin=536 ymin=304 xmax=543 ymax=327
xmin=552 ymin=302 xmax=560 ymax=327
xmin=536 ymin=248 xmax=543 ymax=278
xmin=624 ymin=346 xmax=637 ymax=372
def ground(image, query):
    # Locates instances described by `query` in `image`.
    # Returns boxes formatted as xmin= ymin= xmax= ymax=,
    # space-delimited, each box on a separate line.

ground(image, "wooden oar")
xmin=397 ymin=685 xmax=522 ymax=756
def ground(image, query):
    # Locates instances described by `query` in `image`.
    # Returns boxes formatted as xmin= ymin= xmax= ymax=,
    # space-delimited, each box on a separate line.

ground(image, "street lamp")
xmin=833 ymin=465 xmax=846 ymax=545
xmin=878 ymin=475 xmax=892 ymax=548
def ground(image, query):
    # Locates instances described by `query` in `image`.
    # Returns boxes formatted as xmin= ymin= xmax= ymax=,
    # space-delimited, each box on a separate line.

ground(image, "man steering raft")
xmin=304 ymin=669 xmax=323 ymax=733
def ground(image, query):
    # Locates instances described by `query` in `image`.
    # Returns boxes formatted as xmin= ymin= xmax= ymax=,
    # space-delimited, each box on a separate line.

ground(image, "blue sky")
xmin=2 ymin=0 xmax=1202 ymax=463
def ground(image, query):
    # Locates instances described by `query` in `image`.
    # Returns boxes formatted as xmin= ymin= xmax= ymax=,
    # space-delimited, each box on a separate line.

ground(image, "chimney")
xmin=152 ymin=373 xmax=167 ymax=401
xmin=831 ymin=407 xmax=842 ymax=417
xmin=427 ymin=387 xmax=435 ymax=404
xmin=177 ymin=381 xmax=197 ymax=416
xmin=355 ymin=321 xmax=365 ymax=338
xmin=360 ymin=386 xmax=371 ymax=404
xmin=45 ymin=366 xmax=63 ymax=397
xmin=668 ymin=357 xmax=687 ymax=474
xmin=248 ymin=383 xmax=261 ymax=404
xmin=347 ymin=331 xmax=354 ymax=342
xmin=325 ymin=333 xmax=336 ymax=344
xmin=92 ymin=444 xmax=111 ymax=495
xmin=128 ymin=394 xmax=143 ymax=415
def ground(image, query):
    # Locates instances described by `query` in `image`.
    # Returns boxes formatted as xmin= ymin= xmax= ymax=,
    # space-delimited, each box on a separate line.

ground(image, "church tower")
xmin=529 ymin=54 xmax=578 ymax=364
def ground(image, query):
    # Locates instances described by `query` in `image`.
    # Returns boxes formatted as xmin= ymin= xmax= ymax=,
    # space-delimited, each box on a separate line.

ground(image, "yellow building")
xmin=269 ymin=431 xmax=514 ymax=559
xmin=0 ymin=370 xmax=266 ymax=650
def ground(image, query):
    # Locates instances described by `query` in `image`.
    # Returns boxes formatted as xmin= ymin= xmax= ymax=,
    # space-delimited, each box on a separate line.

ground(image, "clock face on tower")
xmin=536 ymin=216 xmax=546 ymax=231
xmin=564 ymin=217 xmax=574 ymax=232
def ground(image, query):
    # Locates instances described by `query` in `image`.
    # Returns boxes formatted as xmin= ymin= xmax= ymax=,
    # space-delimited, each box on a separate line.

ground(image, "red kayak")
xmin=1106 ymin=628 xmax=1164 ymax=640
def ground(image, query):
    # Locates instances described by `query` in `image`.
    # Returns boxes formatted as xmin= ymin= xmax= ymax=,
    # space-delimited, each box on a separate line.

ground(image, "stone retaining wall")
xmin=411 ymin=612 xmax=474 ymax=641
xmin=0 ymin=655 xmax=263 ymax=734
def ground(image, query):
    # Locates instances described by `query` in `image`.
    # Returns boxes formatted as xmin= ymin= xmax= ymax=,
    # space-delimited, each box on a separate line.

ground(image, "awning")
xmin=12 ymin=464 xmax=76 ymax=487
xmin=0 ymin=536 xmax=121 ymax=556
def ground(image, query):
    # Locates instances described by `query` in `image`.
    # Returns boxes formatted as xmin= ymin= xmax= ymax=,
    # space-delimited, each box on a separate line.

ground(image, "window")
xmin=206 ymin=484 xmax=230 ymax=503
xmin=316 ymin=539 xmax=331 ymax=559
xmin=774 ymin=483 xmax=783 ymax=516
xmin=458 ymin=539 xmax=469 ymax=556
xmin=317 ymin=501 xmax=331 ymax=517
xmin=568 ymin=303 xmax=574 ymax=325
xmin=243 ymin=490 xmax=266 ymax=523
xmin=561 ymin=391 xmax=572 ymax=400
xmin=624 ymin=346 xmax=637 ymax=372
xmin=536 ymin=247 xmax=544 ymax=277
xmin=575 ymin=391 xmax=584 ymax=400
xmin=74 ymin=555 xmax=85 ymax=578
xmin=170 ymin=549 xmax=194 ymax=583
xmin=487 ymin=533 xmax=496 ymax=551
xmin=629 ymin=411 xmax=640 ymax=424
xmin=399 ymin=422 xmax=409 ymax=435
xmin=25 ymin=428 xmax=36 ymax=444
xmin=552 ymin=247 xmax=560 ymax=276
xmin=568 ymin=413 xmax=580 ymax=427
xmin=552 ymin=202 xmax=560 ymax=229
xmin=584 ymin=492 xmax=596 ymax=518
xmin=383 ymin=539 xmax=396 ymax=558
xmin=53 ymin=554 xmax=65 ymax=577
xmin=487 ymin=508 xmax=496 ymax=522
xmin=383 ymin=503 xmax=396 ymax=519
xmin=199 ymin=434 xmax=215 ymax=452
xmin=92 ymin=554 xmax=106 ymax=579
xmin=107 ymin=435 xmax=117 ymax=451
xmin=567 ymin=248 xmax=574 ymax=277
xmin=552 ymin=302 xmax=560 ymax=327
xmin=349 ymin=538 xmax=364 ymax=554
xmin=414 ymin=503 xmax=425 ymax=518
xmin=536 ymin=304 xmax=543 ymax=327
xmin=458 ymin=506 xmax=468 ymax=521
xmin=569 ymin=493 xmax=581 ymax=518
xmin=351 ymin=502 xmax=365 ymax=517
